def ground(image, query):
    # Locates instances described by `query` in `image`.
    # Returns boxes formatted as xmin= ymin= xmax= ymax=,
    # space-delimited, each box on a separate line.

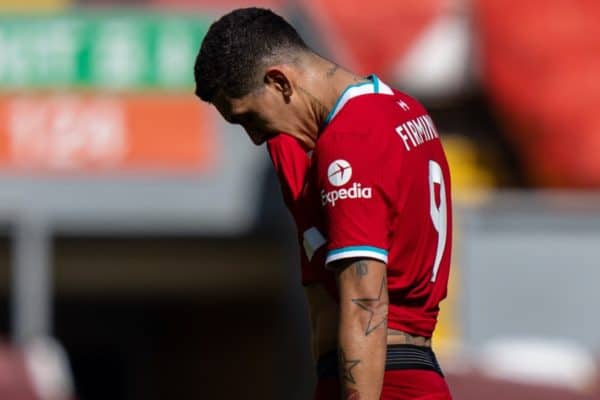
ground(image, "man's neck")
xmin=293 ymin=55 xmax=366 ymax=149
xmin=301 ymin=57 xmax=366 ymax=124
xmin=317 ymin=61 xmax=367 ymax=127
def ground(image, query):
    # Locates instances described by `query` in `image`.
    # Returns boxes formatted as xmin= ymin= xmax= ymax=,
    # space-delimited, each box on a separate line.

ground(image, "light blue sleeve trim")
xmin=328 ymin=245 xmax=388 ymax=257
xmin=326 ymin=245 xmax=389 ymax=265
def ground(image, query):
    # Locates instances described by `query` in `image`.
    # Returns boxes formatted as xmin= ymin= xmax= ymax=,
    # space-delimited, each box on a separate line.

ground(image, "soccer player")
xmin=194 ymin=8 xmax=453 ymax=400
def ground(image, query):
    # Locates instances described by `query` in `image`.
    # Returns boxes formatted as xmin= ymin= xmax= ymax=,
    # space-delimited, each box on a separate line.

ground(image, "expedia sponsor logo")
xmin=327 ymin=159 xmax=352 ymax=187
xmin=321 ymin=183 xmax=372 ymax=207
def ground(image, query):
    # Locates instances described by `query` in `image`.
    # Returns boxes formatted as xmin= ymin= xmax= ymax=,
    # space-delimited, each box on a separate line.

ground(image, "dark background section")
xmin=1 ymin=227 xmax=316 ymax=399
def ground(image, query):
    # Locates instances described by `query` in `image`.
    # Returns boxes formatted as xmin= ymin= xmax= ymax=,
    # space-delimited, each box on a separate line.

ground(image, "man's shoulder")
xmin=350 ymin=87 xmax=427 ymax=115
xmin=325 ymin=88 xmax=428 ymax=132
xmin=315 ymin=90 xmax=422 ymax=156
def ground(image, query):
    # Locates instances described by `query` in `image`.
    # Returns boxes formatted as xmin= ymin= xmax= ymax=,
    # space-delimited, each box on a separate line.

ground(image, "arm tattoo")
xmin=351 ymin=276 xmax=387 ymax=336
xmin=338 ymin=349 xmax=361 ymax=384
xmin=345 ymin=389 xmax=361 ymax=400
xmin=354 ymin=260 xmax=368 ymax=279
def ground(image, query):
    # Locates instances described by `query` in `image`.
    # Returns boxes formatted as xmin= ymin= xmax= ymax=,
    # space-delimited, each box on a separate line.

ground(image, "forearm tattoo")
xmin=351 ymin=276 xmax=387 ymax=336
xmin=338 ymin=349 xmax=361 ymax=384
xmin=354 ymin=260 xmax=368 ymax=279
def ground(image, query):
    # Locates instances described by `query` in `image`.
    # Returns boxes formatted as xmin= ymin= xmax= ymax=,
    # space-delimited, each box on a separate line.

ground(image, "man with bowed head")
xmin=194 ymin=7 xmax=453 ymax=400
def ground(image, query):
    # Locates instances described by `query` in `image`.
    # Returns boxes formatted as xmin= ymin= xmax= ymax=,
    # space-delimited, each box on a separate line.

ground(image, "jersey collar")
xmin=322 ymin=74 xmax=394 ymax=129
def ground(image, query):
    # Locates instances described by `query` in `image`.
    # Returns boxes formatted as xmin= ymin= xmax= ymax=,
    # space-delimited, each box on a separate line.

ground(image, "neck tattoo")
xmin=326 ymin=64 xmax=339 ymax=78
xmin=298 ymin=86 xmax=329 ymax=128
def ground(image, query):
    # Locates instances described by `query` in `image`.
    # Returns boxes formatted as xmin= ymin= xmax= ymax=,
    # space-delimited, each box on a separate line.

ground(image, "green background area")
xmin=0 ymin=12 xmax=212 ymax=91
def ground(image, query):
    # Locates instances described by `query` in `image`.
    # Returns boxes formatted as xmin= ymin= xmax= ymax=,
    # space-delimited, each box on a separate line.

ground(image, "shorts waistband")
xmin=316 ymin=344 xmax=444 ymax=380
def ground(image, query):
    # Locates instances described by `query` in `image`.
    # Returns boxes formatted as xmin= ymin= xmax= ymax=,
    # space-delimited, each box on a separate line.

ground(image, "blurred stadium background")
xmin=0 ymin=0 xmax=599 ymax=399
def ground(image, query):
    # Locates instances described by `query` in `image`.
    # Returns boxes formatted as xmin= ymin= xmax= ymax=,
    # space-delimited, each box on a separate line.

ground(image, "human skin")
xmin=208 ymin=52 xmax=431 ymax=399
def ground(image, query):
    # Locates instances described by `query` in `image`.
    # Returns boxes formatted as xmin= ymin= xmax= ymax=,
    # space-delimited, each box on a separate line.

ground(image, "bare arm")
xmin=333 ymin=258 xmax=389 ymax=400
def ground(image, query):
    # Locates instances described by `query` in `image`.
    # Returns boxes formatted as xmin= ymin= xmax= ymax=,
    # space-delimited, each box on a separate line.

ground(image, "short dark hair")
xmin=194 ymin=8 xmax=308 ymax=102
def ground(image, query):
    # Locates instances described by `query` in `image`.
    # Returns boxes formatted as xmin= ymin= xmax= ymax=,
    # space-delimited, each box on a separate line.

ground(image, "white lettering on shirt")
xmin=321 ymin=183 xmax=372 ymax=207
xmin=395 ymin=115 xmax=439 ymax=151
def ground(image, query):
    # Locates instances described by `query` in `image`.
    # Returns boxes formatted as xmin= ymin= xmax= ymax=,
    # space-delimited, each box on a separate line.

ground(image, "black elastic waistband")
xmin=316 ymin=344 xmax=444 ymax=380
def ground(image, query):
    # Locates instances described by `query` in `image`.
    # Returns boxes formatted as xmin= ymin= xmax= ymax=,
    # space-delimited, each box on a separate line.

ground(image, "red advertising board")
xmin=304 ymin=0 xmax=442 ymax=76
xmin=476 ymin=0 xmax=600 ymax=186
xmin=0 ymin=95 xmax=216 ymax=173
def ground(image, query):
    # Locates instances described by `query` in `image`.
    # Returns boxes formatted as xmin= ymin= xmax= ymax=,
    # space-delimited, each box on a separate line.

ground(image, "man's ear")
xmin=265 ymin=68 xmax=293 ymax=101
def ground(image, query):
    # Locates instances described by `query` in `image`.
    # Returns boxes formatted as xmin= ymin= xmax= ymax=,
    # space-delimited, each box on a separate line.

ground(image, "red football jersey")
xmin=267 ymin=134 xmax=332 ymax=293
xmin=312 ymin=75 xmax=453 ymax=337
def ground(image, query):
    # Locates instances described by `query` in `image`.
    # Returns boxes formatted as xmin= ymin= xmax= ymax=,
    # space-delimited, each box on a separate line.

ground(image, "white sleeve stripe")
xmin=302 ymin=227 xmax=326 ymax=261
xmin=325 ymin=249 xmax=388 ymax=265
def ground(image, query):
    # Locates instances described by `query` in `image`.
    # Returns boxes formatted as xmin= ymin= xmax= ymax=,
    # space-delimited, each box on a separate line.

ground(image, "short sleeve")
xmin=267 ymin=134 xmax=310 ymax=215
xmin=315 ymin=131 xmax=391 ymax=266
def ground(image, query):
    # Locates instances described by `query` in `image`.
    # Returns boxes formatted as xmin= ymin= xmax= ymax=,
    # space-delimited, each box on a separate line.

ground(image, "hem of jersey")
xmin=387 ymin=316 xmax=436 ymax=339
xmin=325 ymin=245 xmax=388 ymax=265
